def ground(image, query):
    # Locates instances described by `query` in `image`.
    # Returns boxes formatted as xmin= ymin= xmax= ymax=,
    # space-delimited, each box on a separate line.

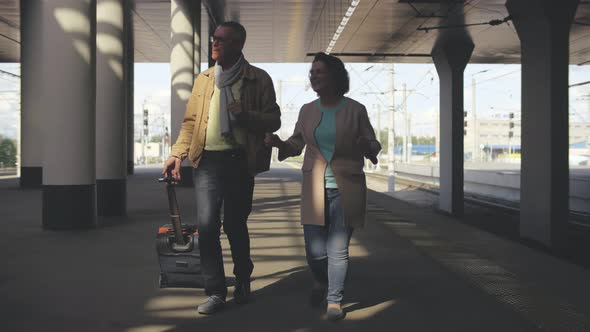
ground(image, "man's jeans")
xmin=193 ymin=149 xmax=254 ymax=297
xmin=303 ymin=188 xmax=354 ymax=304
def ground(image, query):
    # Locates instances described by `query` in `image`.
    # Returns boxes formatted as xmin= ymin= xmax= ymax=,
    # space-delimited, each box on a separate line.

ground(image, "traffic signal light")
xmin=464 ymin=111 xmax=468 ymax=136
xmin=143 ymin=108 xmax=149 ymax=137
xmin=508 ymin=112 xmax=514 ymax=139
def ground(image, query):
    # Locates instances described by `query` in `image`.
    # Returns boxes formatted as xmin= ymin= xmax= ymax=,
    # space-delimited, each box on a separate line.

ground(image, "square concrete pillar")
xmin=506 ymin=0 xmax=580 ymax=248
xmin=432 ymin=35 xmax=474 ymax=217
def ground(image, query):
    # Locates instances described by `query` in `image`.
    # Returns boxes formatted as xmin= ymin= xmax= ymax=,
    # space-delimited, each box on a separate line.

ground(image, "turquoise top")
xmin=314 ymin=98 xmax=347 ymax=188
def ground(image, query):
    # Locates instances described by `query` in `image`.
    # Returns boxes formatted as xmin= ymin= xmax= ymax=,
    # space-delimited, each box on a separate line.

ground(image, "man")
xmin=163 ymin=21 xmax=280 ymax=314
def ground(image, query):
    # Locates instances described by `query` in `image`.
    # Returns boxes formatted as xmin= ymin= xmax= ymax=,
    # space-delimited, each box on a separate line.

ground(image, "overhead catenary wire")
xmin=569 ymin=80 xmax=590 ymax=88
xmin=350 ymin=64 xmax=435 ymax=112
xmin=348 ymin=64 xmax=390 ymax=96
xmin=473 ymin=69 xmax=520 ymax=85
xmin=0 ymin=69 xmax=19 ymax=78
xmin=395 ymin=69 xmax=434 ymax=111
xmin=568 ymin=104 xmax=587 ymax=122
xmin=347 ymin=65 xmax=389 ymax=109
xmin=417 ymin=15 xmax=512 ymax=33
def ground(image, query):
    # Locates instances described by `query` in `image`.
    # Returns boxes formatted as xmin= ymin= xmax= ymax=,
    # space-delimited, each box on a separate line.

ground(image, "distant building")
xmin=134 ymin=142 xmax=166 ymax=165
xmin=463 ymin=116 xmax=590 ymax=164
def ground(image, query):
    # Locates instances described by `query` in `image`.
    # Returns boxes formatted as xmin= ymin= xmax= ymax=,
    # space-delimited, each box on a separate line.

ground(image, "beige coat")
xmin=170 ymin=64 xmax=281 ymax=175
xmin=278 ymin=98 xmax=381 ymax=228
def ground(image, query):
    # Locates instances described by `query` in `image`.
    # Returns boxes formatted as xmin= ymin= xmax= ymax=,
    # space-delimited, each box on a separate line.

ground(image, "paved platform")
xmin=1 ymin=164 xmax=589 ymax=331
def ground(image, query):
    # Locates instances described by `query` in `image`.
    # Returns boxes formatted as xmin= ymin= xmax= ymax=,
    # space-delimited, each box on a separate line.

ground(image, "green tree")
xmin=0 ymin=137 xmax=17 ymax=167
xmin=412 ymin=136 xmax=435 ymax=145
xmin=376 ymin=129 xmax=391 ymax=153
xmin=149 ymin=134 xmax=164 ymax=143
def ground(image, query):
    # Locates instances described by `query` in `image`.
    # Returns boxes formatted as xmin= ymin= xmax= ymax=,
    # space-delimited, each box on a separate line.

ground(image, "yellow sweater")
xmin=205 ymin=80 xmax=247 ymax=150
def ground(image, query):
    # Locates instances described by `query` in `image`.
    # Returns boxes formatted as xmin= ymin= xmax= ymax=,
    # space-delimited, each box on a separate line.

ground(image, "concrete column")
xmin=125 ymin=0 xmax=134 ymax=175
xmin=506 ymin=0 xmax=579 ymax=247
xmin=96 ymin=0 xmax=126 ymax=216
xmin=432 ymin=33 xmax=473 ymax=217
xmin=41 ymin=0 xmax=97 ymax=229
xmin=20 ymin=0 xmax=43 ymax=187
xmin=171 ymin=0 xmax=201 ymax=186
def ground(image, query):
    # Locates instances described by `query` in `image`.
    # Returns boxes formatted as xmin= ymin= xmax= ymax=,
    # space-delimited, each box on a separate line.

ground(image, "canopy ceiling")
xmin=0 ymin=0 xmax=590 ymax=64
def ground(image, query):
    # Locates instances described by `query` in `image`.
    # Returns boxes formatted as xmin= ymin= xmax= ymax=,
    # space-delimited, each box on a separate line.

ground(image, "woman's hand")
xmin=264 ymin=133 xmax=284 ymax=148
xmin=357 ymin=136 xmax=378 ymax=165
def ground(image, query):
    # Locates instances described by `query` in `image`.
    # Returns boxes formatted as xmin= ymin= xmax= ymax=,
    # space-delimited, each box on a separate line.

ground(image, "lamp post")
xmin=361 ymin=64 xmax=396 ymax=190
xmin=471 ymin=69 xmax=489 ymax=162
xmin=373 ymin=104 xmax=382 ymax=171
xmin=402 ymin=83 xmax=410 ymax=163
xmin=387 ymin=64 xmax=403 ymax=192
xmin=359 ymin=63 xmax=397 ymax=178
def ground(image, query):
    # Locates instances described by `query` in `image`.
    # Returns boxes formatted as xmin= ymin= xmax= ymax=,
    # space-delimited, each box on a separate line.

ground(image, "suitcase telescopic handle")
xmin=158 ymin=177 xmax=177 ymax=184
xmin=158 ymin=177 xmax=186 ymax=246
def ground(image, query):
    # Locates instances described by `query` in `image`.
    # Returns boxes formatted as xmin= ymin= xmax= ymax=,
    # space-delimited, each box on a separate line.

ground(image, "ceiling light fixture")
xmin=326 ymin=0 xmax=360 ymax=54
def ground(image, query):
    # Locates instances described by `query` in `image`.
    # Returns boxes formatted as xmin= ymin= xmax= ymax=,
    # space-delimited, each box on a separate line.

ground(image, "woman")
xmin=265 ymin=52 xmax=381 ymax=320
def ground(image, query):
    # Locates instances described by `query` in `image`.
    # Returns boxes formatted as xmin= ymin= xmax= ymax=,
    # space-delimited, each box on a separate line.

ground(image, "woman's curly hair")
xmin=312 ymin=52 xmax=350 ymax=97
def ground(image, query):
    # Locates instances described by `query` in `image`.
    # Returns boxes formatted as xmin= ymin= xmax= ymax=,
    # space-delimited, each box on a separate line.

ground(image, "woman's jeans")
xmin=303 ymin=188 xmax=354 ymax=304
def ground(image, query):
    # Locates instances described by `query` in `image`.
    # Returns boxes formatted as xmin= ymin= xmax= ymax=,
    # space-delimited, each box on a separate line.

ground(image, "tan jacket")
xmin=170 ymin=64 xmax=281 ymax=175
xmin=278 ymin=98 xmax=381 ymax=228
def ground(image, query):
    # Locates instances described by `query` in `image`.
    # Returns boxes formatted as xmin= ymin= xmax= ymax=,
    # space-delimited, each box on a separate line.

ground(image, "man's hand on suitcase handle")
xmin=158 ymin=177 xmax=177 ymax=184
xmin=162 ymin=156 xmax=181 ymax=183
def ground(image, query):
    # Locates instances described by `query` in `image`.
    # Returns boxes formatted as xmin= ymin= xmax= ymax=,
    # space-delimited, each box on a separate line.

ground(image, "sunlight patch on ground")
xmin=144 ymin=294 xmax=206 ymax=319
xmin=349 ymin=238 xmax=370 ymax=257
xmin=344 ymin=299 xmax=397 ymax=320
xmin=126 ymin=325 xmax=175 ymax=332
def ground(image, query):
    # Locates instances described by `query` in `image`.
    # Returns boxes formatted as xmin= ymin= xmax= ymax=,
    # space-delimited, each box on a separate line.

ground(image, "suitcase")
xmin=156 ymin=177 xmax=204 ymax=288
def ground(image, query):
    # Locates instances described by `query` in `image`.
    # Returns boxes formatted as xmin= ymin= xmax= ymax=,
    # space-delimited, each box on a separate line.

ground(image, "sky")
xmin=0 ymin=61 xmax=589 ymax=142
xmin=133 ymin=61 xmax=590 ymax=141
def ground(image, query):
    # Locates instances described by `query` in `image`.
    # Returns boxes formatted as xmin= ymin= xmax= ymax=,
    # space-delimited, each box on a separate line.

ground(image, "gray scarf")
xmin=214 ymin=55 xmax=248 ymax=139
